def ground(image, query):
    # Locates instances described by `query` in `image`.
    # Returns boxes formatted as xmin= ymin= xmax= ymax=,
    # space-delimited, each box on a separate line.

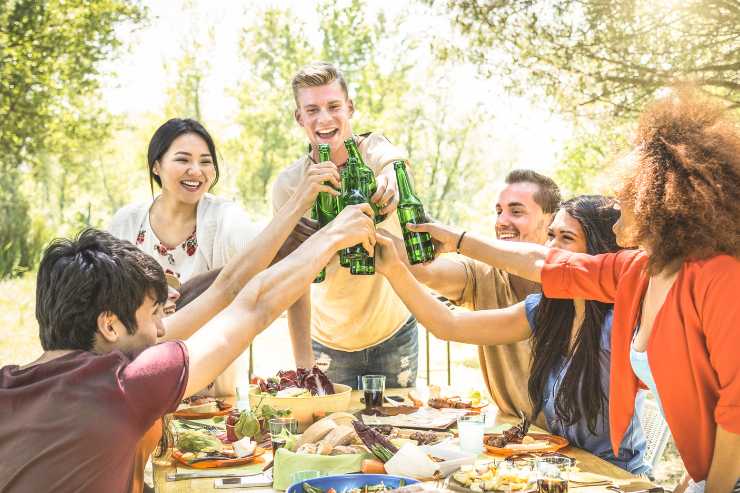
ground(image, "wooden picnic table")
xmin=153 ymin=389 xmax=656 ymax=492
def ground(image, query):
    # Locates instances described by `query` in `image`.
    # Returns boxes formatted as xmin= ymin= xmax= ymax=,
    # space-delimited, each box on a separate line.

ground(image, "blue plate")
xmin=287 ymin=474 xmax=419 ymax=493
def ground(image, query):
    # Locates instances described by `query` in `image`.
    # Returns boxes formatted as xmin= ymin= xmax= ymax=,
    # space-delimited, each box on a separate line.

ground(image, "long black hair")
xmin=528 ymin=195 xmax=621 ymax=434
xmin=147 ymin=118 xmax=220 ymax=195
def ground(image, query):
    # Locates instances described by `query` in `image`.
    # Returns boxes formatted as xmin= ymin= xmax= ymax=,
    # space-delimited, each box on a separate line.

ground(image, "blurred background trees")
xmin=437 ymin=0 xmax=740 ymax=194
xmin=0 ymin=0 xmax=144 ymax=277
xmin=2 ymin=0 xmax=739 ymax=278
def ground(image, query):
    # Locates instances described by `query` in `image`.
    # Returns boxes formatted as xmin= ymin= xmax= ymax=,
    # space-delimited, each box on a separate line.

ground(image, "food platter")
xmin=483 ymin=433 xmax=569 ymax=457
xmin=173 ymin=402 xmax=232 ymax=420
xmin=171 ymin=446 xmax=265 ymax=469
xmin=450 ymin=464 xmax=535 ymax=493
xmin=428 ymin=397 xmax=490 ymax=414
xmin=449 ymin=475 xmax=535 ymax=493
xmin=391 ymin=427 xmax=454 ymax=446
xmin=360 ymin=406 xmax=470 ymax=431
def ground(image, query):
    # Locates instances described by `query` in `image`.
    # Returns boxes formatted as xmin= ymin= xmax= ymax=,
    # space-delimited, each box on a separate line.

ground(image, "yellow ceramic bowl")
xmin=249 ymin=383 xmax=353 ymax=431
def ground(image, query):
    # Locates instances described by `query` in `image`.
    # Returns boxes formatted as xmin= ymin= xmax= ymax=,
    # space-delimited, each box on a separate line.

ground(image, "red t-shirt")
xmin=0 ymin=341 xmax=189 ymax=492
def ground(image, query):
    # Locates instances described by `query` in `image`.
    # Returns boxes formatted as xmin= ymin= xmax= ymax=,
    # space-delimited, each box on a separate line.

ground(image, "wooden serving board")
xmin=358 ymin=406 xmax=470 ymax=431
xmin=171 ymin=446 xmax=265 ymax=469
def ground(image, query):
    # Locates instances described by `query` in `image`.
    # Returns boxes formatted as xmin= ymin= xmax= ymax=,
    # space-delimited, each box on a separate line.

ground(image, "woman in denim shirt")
xmin=375 ymin=195 xmax=648 ymax=475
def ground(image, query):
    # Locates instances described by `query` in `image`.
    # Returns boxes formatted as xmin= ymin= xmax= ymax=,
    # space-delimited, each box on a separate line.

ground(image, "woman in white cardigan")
xmin=110 ymin=118 xmax=258 ymax=397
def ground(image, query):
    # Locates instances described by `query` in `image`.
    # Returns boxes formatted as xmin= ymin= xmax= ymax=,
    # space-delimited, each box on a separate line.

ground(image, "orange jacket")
xmin=541 ymin=249 xmax=740 ymax=481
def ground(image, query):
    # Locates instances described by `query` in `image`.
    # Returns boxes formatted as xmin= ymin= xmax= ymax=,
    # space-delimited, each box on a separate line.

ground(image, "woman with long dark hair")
xmin=400 ymin=90 xmax=740 ymax=491
xmin=375 ymin=195 xmax=648 ymax=474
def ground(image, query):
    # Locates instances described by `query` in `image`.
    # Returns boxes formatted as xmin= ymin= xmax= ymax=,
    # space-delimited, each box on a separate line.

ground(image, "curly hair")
xmin=617 ymin=89 xmax=740 ymax=274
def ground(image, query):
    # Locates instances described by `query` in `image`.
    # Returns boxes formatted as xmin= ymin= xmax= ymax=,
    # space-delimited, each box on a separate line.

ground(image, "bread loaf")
xmin=296 ymin=417 xmax=337 ymax=447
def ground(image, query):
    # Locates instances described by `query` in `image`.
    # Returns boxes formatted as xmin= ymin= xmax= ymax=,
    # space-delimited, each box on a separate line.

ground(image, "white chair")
xmin=638 ymin=397 xmax=671 ymax=471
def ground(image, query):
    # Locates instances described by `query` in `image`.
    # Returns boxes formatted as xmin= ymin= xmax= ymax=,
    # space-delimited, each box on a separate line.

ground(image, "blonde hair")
xmin=291 ymin=62 xmax=349 ymax=105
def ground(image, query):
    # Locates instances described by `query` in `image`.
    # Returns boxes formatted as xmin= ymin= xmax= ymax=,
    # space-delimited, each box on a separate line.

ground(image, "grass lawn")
xmin=0 ymin=275 xmax=43 ymax=368
xmin=1 ymin=273 xmax=683 ymax=487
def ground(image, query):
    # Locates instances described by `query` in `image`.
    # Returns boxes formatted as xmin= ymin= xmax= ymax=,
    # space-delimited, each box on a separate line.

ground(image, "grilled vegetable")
xmin=303 ymin=483 xmax=324 ymax=493
xmin=176 ymin=430 xmax=223 ymax=453
xmin=352 ymin=421 xmax=398 ymax=463
xmin=361 ymin=458 xmax=387 ymax=474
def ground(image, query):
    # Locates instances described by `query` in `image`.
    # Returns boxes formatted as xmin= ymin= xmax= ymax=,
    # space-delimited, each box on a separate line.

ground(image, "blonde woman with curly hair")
xmin=402 ymin=89 xmax=740 ymax=492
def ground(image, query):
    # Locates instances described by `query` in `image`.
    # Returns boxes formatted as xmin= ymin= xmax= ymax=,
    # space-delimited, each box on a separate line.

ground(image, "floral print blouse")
xmin=137 ymin=215 xmax=198 ymax=281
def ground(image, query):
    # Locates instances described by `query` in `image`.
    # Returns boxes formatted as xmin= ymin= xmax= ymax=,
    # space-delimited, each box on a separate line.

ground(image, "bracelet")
xmin=456 ymin=231 xmax=467 ymax=254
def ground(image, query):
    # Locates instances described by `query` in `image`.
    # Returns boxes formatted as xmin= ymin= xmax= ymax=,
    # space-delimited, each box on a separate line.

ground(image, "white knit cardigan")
xmin=109 ymin=193 xmax=259 ymax=397
xmin=109 ymin=193 xmax=259 ymax=281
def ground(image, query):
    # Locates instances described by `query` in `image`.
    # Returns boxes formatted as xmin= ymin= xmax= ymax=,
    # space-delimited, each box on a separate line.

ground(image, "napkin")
xmin=384 ymin=443 xmax=440 ymax=480
xmin=272 ymin=447 xmax=369 ymax=490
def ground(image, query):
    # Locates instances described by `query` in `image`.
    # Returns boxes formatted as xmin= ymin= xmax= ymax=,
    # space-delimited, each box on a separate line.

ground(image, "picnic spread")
xmin=154 ymin=387 xmax=658 ymax=492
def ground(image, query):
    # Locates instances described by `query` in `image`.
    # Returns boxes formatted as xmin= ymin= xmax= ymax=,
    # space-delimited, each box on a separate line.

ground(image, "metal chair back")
xmin=638 ymin=397 xmax=671 ymax=470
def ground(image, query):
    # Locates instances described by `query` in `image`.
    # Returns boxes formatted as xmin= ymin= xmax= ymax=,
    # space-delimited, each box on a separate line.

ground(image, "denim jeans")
xmin=312 ymin=316 xmax=418 ymax=390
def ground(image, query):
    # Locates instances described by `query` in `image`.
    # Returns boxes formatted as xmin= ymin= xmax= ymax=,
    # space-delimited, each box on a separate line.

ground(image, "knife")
xmin=166 ymin=470 xmax=267 ymax=481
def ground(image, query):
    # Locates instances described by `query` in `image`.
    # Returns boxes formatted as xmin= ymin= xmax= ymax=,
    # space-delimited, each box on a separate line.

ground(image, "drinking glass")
xmin=457 ymin=414 xmax=485 ymax=453
xmin=536 ymin=456 xmax=573 ymax=493
xmin=361 ymin=374 xmax=386 ymax=410
xmin=235 ymin=385 xmax=251 ymax=411
xmin=268 ymin=417 xmax=298 ymax=451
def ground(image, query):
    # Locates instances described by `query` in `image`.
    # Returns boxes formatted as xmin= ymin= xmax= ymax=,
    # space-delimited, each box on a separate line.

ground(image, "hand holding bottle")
xmin=372 ymin=172 xmax=399 ymax=216
xmin=373 ymin=229 xmax=406 ymax=276
xmin=406 ymin=221 xmax=464 ymax=254
xmin=293 ymin=162 xmax=341 ymax=212
xmin=325 ymin=203 xmax=376 ymax=256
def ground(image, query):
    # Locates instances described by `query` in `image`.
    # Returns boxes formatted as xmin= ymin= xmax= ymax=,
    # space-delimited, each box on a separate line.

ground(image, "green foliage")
xmin=0 ymin=0 xmax=145 ymax=166
xmin=229 ymin=7 xmax=313 ymax=213
xmin=555 ymin=125 xmax=630 ymax=198
xmin=395 ymin=70 xmax=494 ymax=224
xmin=228 ymin=0 xmax=492 ymax=222
xmin=440 ymin=0 xmax=740 ymax=116
xmin=319 ymin=0 xmax=415 ymax=135
xmin=0 ymin=0 xmax=146 ymax=278
xmin=228 ymin=1 xmax=420 ymax=213
xmin=162 ymin=12 xmax=213 ymax=123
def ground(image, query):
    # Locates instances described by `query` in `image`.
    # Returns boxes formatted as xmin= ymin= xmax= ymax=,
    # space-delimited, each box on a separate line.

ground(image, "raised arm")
xmin=384 ymin=231 xmax=468 ymax=301
xmin=703 ymin=258 xmax=740 ymax=492
xmin=407 ymin=222 xmax=549 ymax=283
xmin=162 ymin=162 xmax=338 ymax=342
xmin=374 ymin=232 xmax=531 ymax=346
xmin=183 ymin=204 xmax=375 ymax=397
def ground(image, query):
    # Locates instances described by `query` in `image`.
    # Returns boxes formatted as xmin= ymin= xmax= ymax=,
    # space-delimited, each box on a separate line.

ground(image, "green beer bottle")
xmin=394 ymin=160 xmax=435 ymax=264
xmin=338 ymin=157 xmax=373 ymax=272
xmin=349 ymin=170 xmax=376 ymax=275
xmin=337 ymin=164 xmax=352 ymax=268
xmin=311 ymin=144 xmax=338 ymax=283
xmin=314 ymin=144 xmax=339 ymax=224
xmin=310 ymin=205 xmax=325 ymax=282
xmin=344 ymin=138 xmax=386 ymax=223
xmin=349 ymin=254 xmax=375 ymax=275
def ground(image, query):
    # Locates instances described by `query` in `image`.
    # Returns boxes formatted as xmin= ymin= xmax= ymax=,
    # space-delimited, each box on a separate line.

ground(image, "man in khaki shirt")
xmin=271 ymin=61 xmax=418 ymax=388
xmin=405 ymin=170 xmax=560 ymax=421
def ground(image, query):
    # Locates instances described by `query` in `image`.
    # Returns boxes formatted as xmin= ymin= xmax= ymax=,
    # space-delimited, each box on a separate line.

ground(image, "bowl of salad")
xmin=286 ymin=474 xmax=418 ymax=493
xmin=250 ymin=366 xmax=352 ymax=431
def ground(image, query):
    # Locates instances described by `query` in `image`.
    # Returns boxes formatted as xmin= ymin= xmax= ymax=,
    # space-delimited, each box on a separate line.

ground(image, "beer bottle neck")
xmin=394 ymin=162 xmax=419 ymax=203
xmin=344 ymin=138 xmax=363 ymax=164
xmin=317 ymin=143 xmax=331 ymax=163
